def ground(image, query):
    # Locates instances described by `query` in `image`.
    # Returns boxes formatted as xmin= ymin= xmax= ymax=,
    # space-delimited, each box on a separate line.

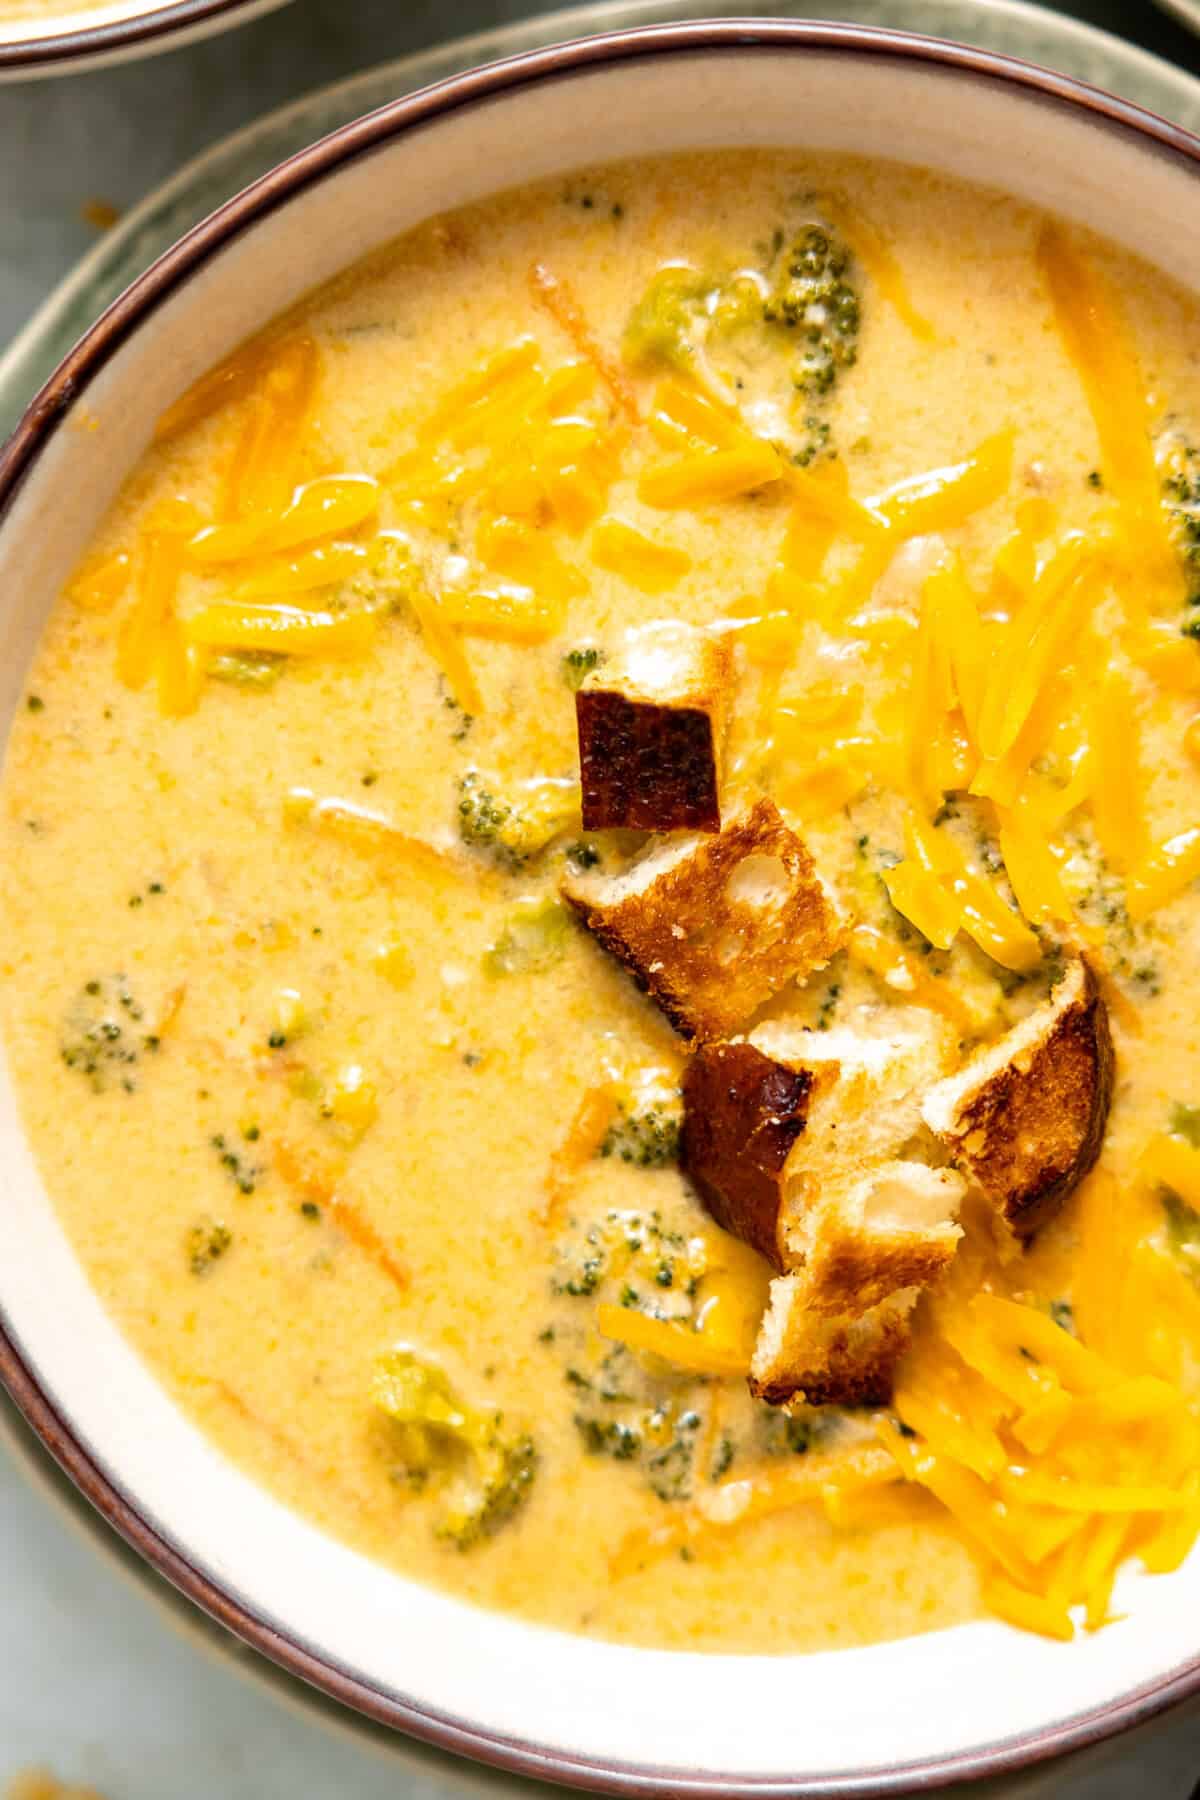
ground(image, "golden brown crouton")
xmin=920 ymin=957 xmax=1113 ymax=1240
xmin=577 ymin=623 xmax=732 ymax=832
xmin=750 ymin=1278 xmax=917 ymax=1407
xmin=686 ymin=1012 xmax=963 ymax=1408
xmin=680 ymin=1040 xmax=831 ymax=1266
xmin=683 ymin=1012 xmax=957 ymax=1270
xmin=562 ymin=797 xmax=843 ymax=1040
xmin=788 ymin=1161 xmax=965 ymax=1317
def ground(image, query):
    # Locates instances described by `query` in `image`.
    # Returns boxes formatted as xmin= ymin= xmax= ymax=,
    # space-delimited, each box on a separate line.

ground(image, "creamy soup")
xmin=5 ymin=151 xmax=1200 ymax=1655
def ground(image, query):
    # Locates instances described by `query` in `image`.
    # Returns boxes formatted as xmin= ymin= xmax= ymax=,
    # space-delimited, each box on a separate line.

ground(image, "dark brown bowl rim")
xmin=3 ymin=17 xmax=1200 ymax=1795
xmin=0 ymin=0 xmax=283 ymax=74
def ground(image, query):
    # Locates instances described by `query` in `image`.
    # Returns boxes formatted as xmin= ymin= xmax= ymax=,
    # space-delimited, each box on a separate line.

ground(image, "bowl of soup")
xmin=3 ymin=18 xmax=1200 ymax=1793
xmin=0 ymin=0 xmax=290 ymax=79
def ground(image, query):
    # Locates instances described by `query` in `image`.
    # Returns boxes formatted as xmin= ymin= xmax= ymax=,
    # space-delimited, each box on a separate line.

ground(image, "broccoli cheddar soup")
xmin=7 ymin=150 xmax=1200 ymax=1656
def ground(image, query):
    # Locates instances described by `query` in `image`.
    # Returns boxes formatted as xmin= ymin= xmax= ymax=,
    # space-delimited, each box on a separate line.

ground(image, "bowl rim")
xmin=0 ymin=0 xmax=281 ymax=74
xmin=3 ymin=17 xmax=1200 ymax=1794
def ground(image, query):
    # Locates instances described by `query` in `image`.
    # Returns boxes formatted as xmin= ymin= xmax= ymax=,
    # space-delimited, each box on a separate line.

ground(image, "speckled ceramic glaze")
xmin=5 ymin=17 xmax=1200 ymax=1797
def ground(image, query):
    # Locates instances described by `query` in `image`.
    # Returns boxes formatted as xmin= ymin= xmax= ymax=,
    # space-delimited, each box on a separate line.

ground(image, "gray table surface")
xmin=5 ymin=1 xmax=1200 ymax=1795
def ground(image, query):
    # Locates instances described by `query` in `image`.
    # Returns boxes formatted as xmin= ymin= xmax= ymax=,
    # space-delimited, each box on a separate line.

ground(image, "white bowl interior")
xmin=0 ymin=0 xmax=289 ymax=71
xmin=2 ymin=42 xmax=1199 ymax=1786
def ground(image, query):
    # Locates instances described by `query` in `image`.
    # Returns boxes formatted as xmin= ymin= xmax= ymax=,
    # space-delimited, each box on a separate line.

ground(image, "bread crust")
xmin=921 ymin=958 xmax=1113 ymax=1239
xmin=562 ymin=797 xmax=843 ymax=1040
xmin=749 ymin=1279 xmax=915 ymax=1407
xmin=578 ymin=691 xmax=722 ymax=832
xmin=577 ymin=625 xmax=731 ymax=832
xmin=797 ymin=1164 xmax=964 ymax=1316
xmin=680 ymin=1041 xmax=825 ymax=1268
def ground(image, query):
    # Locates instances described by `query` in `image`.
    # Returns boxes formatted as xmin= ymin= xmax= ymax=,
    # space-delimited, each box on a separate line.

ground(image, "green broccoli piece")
xmin=599 ymin=1080 xmax=683 ymax=1168
xmin=1161 ymin=436 xmax=1200 ymax=602
xmin=762 ymin=224 xmax=860 ymax=399
xmin=1171 ymin=1102 xmax=1200 ymax=1147
xmin=483 ymin=897 xmax=572 ymax=978
xmin=573 ymin=1394 xmax=701 ymax=1500
xmin=457 ymin=769 xmax=579 ymax=868
xmin=187 ymin=1217 xmax=232 ymax=1276
xmin=561 ymin=646 xmax=605 ymax=691
xmin=1163 ymin=1191 xmax=1200 ymax=1290
xmin=60 ymin=974 xmax=151 ymax=1093
xmin=622 ymin=265 xmax=711 ymax=371
xmin=373 ymin=1346 xmax=537 ymax=1549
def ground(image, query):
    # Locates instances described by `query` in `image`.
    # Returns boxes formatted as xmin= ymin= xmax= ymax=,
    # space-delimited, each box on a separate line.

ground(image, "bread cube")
xmin=576 ymin=622 xmax=732 ymax=832
xmin=920 ymin=957 xmax=1113 ymax=1241
xmin=562 ymin=797 xmax=843 ymax=1040
xmin=750 ymin=1279 xmax=918 ymax=1407
xmin=682 ymin=1012 xmax=957 ymax=1274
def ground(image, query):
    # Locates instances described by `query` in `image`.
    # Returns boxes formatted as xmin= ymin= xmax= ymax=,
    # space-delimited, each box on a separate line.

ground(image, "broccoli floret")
xmin=564 ymin=839 xmax=604 ymax=872
xmin=1171 ymin=1102 xmax=1200 ymax=1147
xmin=599 ymin=1075 xmax=683 ymax=1168
xmin=457 ymin=769 xmax=579 ymax=868
xmin=1163 ymin=1191 xmax=1200 ymax=1289
xmin=483 ymin=897 xmax=572 ymax=978
xmin=758 ymin=1403 xmax=841 ymax=1456
xmin=561 ymin=646 xmax=606 ymax=691
xmin=1160 ymin=435 xmax=1200 ymax=600
xmin=187 ymin=1217 xmax=232 ymax=1276
xmin=623 ymin=264 xmax=711 ymax=371
xmin=601 ymin=1102 xmax=682 ymax=1168
xmin=553 ymin=1204 xmax=699 ymax=1305
xmin=762 ymin=224 xmax=860 ymax=399
xmin=60 ymin=974 xmax=151 ymax=1093
xmin=373 ymin=1346 xmax=537 ymax=1549
xmin=573 ymin=1386 xmax=702 ymax=1500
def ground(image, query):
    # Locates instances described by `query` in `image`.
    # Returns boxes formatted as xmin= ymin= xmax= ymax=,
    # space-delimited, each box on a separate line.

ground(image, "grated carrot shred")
xmin=408 ymin=589 xmax=483 ymax=717
xmin=540 ymin=1085 xmax=618 ymax=1229
xmin=528 ymin=262 xmax=639 ymax=423
xmin=848 ymin=923 xmax=974 ymax=1029
xmin=827 ymin=194 xmax=937 ymax=342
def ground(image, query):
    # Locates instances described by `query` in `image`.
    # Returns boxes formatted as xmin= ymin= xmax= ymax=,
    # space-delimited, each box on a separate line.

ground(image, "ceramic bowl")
xmin=3 ymin=20 xmax=1200 ymax=1795
xmin=0 ymin=0 xmax=290 ymax=81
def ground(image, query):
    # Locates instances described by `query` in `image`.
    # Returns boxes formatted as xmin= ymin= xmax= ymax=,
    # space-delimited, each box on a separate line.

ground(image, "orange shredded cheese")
xmin=189 ymin=474 xmax=379 ymax=564
xmin=591 ymin=517 xmax=692 ymax=591
xmin=1036 ymin=223 xmax=1180 ymax=604
xmin=638 ymin=440 xmax=783 ymax=508
xmin=184 ymin=603 xmax=376 ymax=657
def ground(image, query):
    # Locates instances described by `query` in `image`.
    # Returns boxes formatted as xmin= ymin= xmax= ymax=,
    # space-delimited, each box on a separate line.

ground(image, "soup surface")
xmin=5 ymin=151 xmax=1200 ymax=1655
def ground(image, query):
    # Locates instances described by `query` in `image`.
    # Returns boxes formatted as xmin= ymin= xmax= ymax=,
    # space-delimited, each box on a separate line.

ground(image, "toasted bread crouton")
xmin=577 ymin=623 xmax=733 ymax=832
xmin=681 ymin=1012 xmax=955 ymax=1269
xmin=920 ymin=957 xmax=1113 ymax=1240
xmin=680 ymin=1040 xmax=832 ymax=1266
xmin=786 ymin=1161 xmax=965 ymax=1317
xmin=562 ymin=797 xmax=843 ymax=1040
xmin=750 ymin=1277 xmax=917 ymax=1407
